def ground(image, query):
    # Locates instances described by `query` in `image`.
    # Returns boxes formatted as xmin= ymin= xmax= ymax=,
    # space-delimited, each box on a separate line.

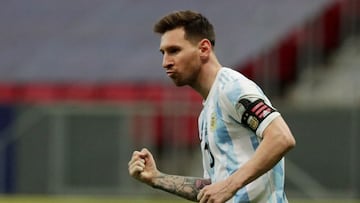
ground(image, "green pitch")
xmin=0 ymin=196 xmax=359 ymax=203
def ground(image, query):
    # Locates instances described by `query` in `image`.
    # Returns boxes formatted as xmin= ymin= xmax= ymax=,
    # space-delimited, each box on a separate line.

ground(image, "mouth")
xmin=166 ymin=71 xmax=175 ymax=77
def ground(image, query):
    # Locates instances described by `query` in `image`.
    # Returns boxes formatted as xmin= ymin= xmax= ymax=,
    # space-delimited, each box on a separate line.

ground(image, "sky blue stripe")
xmin=234 ymin=187 xmax=250 ymax=202
xmin=226 ymin=80 xmax=242 ymax=107
xmin=249 ymin=133 xmax=260 ymax=150
xmin=213 ymin=98 xmax=250 ymax=202
xmin=214 ymin=101 xmax=239 ymax=174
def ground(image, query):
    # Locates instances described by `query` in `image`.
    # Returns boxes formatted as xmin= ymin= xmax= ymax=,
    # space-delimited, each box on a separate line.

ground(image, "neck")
xmin=190 ymin=59 xmax=221 ymax=99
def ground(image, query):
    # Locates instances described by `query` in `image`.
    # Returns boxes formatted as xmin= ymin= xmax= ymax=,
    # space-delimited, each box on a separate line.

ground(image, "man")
xmin=128 ymin=10 xmax=296 ymax=203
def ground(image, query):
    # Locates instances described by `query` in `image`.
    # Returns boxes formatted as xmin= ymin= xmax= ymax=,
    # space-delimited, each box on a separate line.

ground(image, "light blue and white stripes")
xmin=198 ymin=67 xmax=287 ymax=203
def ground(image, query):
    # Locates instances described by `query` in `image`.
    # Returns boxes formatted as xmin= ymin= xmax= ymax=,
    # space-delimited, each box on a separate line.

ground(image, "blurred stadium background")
xmin=0 ymin=0 xmax=359 ymax=202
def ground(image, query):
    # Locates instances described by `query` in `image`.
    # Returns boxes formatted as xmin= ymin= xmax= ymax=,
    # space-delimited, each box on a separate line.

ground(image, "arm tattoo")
xmin=152 ymin=173 xmax=211 ymax=202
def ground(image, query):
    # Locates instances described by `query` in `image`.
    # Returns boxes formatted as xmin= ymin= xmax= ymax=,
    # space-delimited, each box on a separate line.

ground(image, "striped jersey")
xmin=198 ymin=67 xmax=287 ymax=203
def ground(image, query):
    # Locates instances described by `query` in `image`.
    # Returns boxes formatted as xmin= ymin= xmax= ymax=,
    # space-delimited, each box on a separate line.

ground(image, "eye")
xmin=168 ymin=47 xmax=180 ymax=55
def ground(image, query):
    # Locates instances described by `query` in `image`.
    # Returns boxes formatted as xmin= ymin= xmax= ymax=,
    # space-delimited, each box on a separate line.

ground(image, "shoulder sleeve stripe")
xmin=255 ymin=104 xmax=267 ymax=116
xmin=251 ymin=102 xmax=264 ymax=113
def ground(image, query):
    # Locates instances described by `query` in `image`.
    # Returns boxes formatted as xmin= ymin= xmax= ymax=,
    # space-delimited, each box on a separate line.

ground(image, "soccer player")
xmin=128 ymin=10 xmax=296 ymax=203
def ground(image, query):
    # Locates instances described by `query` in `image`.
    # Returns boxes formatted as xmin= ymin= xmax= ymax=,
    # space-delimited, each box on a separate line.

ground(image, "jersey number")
xmin=204 ymin=142 xmax=214 ymax=168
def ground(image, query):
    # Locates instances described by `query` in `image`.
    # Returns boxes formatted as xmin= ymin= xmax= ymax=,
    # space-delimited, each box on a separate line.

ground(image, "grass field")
xmin=0 ymin=196 xmax=359 ymax=203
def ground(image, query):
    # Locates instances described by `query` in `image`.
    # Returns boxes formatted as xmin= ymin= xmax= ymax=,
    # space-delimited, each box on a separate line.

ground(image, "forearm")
xmin=228 ymin=117 xmax=296 ymax=191
xmin=230 ymin=138 xmax=289 ymax=189
xmin=152 ymin=172 xmax=211 ymax=202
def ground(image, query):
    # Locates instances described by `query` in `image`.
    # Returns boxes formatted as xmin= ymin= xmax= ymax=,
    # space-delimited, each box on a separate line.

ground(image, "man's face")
xmin=159 ymin=27 xmax=201 ymax=86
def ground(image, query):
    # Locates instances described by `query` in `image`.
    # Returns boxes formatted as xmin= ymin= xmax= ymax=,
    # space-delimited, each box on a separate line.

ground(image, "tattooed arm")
xmin=153 ymin=173 xmax=211 ymax=201
xmin=128 ymin=148 xmax=211 ymax=202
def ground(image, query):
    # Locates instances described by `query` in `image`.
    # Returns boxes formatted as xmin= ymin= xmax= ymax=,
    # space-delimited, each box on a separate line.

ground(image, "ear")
xmin=198 ymin=39 xmax=212 ymax=58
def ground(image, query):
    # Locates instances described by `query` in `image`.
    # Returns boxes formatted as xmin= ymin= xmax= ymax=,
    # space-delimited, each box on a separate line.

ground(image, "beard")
xmin=169 ymin=67 xmax=200 ymax=87
xmin=170 ymin=76 xmax=187 ymax=87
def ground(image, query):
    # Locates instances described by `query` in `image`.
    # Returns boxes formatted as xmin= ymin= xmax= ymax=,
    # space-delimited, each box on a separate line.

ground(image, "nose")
xmin=162 ymin=54 xmax=174 ymax=69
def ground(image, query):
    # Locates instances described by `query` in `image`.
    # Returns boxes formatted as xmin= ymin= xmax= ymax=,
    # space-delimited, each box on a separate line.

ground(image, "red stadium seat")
xmin=62 ymin=84 xmax=99 ymax=102
xmin=98 ymin=83 xmax=137 ymax=102
xmin=321 ymin=1 xmax=342 ymax=55
xmin=18 ymin=83 xmax=63 ymax=104
xmin=0 ymin=84 xmax=18 ymax=104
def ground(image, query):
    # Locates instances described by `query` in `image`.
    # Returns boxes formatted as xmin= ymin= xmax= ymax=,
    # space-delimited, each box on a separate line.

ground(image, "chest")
xmin=199 ymin=99 xmax=234 ymax=151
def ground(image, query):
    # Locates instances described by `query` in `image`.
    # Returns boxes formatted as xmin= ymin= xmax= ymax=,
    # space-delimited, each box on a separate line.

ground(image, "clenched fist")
xmin=128 ymin=148 xmax=160 ymax=186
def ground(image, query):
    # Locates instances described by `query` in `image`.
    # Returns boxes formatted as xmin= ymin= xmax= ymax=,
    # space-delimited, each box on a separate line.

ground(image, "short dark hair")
xmin=153 ymin=10 xmax=215 ymax=47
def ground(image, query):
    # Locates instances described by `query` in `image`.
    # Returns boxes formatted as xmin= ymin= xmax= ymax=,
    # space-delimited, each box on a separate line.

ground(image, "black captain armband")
xmin=238 ymin=98 xmax=277 ymax=132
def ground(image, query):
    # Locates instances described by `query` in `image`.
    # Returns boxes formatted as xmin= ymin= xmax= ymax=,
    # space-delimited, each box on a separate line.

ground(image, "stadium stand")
xmin=0 ymin=0 xmax=332 ymax=83
xmin=0 ymin=0 xmax=347 ymax=102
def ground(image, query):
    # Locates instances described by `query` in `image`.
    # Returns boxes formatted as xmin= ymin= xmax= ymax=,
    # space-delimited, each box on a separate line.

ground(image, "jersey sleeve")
xmin=219 ymin=77 xmax=280 ymax=138
xmin=235 ymin=97 xmax=280 ymax=138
